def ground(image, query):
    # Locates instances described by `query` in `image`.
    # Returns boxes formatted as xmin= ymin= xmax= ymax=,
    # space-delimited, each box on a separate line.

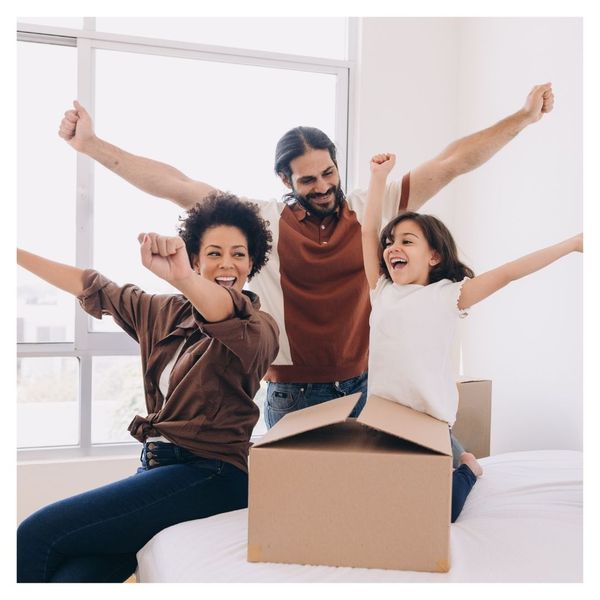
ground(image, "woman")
xmin=17 ymin=191 xmax=279 ymax=582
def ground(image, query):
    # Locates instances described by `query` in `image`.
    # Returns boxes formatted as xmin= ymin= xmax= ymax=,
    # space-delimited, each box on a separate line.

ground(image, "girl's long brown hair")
xmin=379 ymin=212 xmax=474 ymax=283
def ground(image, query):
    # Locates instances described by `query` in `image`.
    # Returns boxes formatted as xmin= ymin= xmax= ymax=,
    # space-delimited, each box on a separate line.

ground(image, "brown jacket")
xmin=78 ymin=270 xmax=279 ymax=473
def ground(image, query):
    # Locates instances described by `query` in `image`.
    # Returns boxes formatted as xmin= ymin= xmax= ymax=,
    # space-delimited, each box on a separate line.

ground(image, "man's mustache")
xmin=307 ymin=186 xmax=337 ymax=200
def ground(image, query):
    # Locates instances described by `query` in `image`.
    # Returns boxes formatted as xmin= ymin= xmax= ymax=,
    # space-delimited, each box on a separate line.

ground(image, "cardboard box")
xmin=248 ymin=393 xmax=454 ymax=572
xmin=454 ymin=380 xmax=492 ymax=459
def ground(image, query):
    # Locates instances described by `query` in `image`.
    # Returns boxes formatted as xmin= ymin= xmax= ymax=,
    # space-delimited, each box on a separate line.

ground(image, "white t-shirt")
xmin=146 ymin=339 xmax=187 ymax=444
xmin=367 ymin=276 xmax=469 ymax=426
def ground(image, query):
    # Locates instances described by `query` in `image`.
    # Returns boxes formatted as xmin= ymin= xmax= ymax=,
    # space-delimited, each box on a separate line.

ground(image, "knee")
xmin=17 ymin=511 xmax=40 ymax=549
xmin=17 ymin=503 xmax=62 ymax=559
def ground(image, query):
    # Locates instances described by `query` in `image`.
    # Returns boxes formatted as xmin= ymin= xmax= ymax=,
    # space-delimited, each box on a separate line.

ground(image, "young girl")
xmin=362 ymin=153 xmax=582 ymax=522
xmin=17 ymin=192 xmax=279 ymax=582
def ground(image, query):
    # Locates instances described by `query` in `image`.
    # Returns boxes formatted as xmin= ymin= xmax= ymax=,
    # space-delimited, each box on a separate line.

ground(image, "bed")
xmin=136 ymin=449 xmax=582 ymax=583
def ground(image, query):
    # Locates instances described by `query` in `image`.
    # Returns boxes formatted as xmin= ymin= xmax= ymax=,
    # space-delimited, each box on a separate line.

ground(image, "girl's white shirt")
xmin=367 ymin=276 xmax=469 ymax=426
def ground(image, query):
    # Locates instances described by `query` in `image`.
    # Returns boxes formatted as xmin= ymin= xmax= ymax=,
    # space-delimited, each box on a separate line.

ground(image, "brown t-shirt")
xmin=77 ymin=270 xmax=279 ymax=473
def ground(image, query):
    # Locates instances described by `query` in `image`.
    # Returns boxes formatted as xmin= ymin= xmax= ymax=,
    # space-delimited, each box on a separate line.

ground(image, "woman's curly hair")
xmin=177 ymin=191 xmax=272 ymax=280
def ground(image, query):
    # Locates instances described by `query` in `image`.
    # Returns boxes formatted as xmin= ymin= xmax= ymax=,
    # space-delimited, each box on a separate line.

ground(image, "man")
xmin=58 ymin=83 xmax=554 ymax=439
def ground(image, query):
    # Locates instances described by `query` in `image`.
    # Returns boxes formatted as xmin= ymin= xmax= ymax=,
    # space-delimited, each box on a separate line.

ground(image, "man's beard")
xmin=292 ymin=184 xmax=345 ymax=218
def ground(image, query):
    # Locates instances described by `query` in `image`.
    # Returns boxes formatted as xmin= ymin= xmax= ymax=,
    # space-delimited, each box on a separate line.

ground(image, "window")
xmin=17 ymin=41 xmax=76 ymax=343
xmin=94 ymin=17 xmax=348 ymax=60
xmin=91 ymin=356 xmax=145 ymax=444
xmin=17 ymin=357 xmax=79 ymax=448
xmin=17 ymin=18 xmax=350 ymax=458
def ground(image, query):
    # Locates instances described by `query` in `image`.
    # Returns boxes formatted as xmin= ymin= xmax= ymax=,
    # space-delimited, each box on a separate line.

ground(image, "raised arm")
xmin=458 ymin=233 xmax=582 ymax=311
xmin=139 ymin=233 xmax=234 ymax=322
xmin=17 ymin=249 xmax=85 ymax=296
xmin=59 ymin=101 xmax=218 ymax=210
xmin=405 ymin=83 xmax=555 ymax=211
xmin=362 ymin=153 xmax=397 ymax=289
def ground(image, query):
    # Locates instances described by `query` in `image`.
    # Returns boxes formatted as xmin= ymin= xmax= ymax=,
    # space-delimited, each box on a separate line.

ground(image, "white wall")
xmin=18 ymin=456 xmax=139 ymax=524
xmin=354 ymin=17 xmax=582 ymax=454
xmin=352 ymin=17 xmax=460 ymax=227
xmin=454 ymin=18 xmax=583 ymax=453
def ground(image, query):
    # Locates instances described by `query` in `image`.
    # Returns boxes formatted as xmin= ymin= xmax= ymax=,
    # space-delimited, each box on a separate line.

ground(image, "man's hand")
xmin=521 ymin=83 xmax=555 ymax=124
xmin=139 ymin=233 xmax=194 ymax=284
xmin=370 ymin=153 xmax=396 ymax=177
xmin=58 ymin=100 xmax=96 ymax=152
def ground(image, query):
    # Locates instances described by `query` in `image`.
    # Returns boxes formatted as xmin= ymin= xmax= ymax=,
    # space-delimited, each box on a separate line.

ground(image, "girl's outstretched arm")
xmin=458 ymin=233 xmax=582 ymax=310
xmin=17 ymin=249 xmax=85 ymax=296
xmin=362 ymin=153 xmax=396 ymax=289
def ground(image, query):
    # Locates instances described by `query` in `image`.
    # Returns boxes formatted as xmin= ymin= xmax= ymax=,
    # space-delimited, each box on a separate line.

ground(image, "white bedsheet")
xmin=136 ymin=449 xmax=582 ymax=583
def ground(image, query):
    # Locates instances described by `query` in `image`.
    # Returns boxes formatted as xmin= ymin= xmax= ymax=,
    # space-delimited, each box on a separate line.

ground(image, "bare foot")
xmin=459 ymin=452 xmax=483 ymax=477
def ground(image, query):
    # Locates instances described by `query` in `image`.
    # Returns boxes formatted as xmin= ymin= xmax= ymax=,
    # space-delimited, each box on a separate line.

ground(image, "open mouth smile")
xmin=390 ymin=257 xmax=408 ymax=270
xmin=215 ymin=276 xmax=237 ymax=287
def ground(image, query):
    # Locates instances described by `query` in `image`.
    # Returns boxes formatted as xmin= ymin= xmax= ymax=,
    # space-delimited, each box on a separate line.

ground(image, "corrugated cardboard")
xmin=248 ymin=393 xmax=453 ymax=572
xmin=454 ymin=380 xmax=492 ymax=459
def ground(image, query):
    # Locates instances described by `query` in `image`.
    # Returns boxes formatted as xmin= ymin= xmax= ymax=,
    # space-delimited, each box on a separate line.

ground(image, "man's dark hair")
xmin=379 ymin=212 xmax=475 ymax=284
xmin=274 ymin=126 xmax=339 ymax=182
xmin=177 ymin=191 xmax=272 ymax=280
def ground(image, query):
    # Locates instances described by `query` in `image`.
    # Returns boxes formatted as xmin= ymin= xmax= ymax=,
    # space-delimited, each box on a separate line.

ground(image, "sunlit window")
xmin=95 ymin=17 xmax=348 ymax=59
xmin=17 ymin=41 xmax=77 ymax=343
xmin=16 ymin=18 xmax=349 ymax=454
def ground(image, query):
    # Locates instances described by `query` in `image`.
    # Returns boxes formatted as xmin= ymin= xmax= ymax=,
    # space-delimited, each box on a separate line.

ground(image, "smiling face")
xmin=283 ymin=148 xmax=343 ymax=217
xmin=383 ymin=219 xmax=440 ymax=286
xmin=192 ymin=225 xmax=252 ymax=293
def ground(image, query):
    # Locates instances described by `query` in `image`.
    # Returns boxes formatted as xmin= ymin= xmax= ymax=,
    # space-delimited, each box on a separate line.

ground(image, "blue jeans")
xmin=265 ymin=371 xmax=368 ymax=429
xmin=451 ymin=464 xmax=477 ymax=522
xmin=17 ymin=442 xmax=248 ymax=583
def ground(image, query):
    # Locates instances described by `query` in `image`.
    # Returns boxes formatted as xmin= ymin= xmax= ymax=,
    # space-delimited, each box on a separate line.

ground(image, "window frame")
xmin=17 ymin=18 xmax=355 ymax=461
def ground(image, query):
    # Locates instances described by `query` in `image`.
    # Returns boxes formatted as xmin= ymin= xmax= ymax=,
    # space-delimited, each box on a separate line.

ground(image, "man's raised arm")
xmin=404 ymin=83 xmax=554 ymax=211
xmin=58 ymin=100 xmax=218 ymax=210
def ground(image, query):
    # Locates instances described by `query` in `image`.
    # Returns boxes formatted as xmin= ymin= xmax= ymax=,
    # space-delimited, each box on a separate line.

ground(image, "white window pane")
xmin=96 ymin=17 xmax=348 ymax=59
xmin=92 ymin=48 xmax=337 ymax=332
xmin=18 ymin=17 xmax=84 ymax=29
xmin=17 ymin=357 xmax=79 ymax=448
xmin=92 ymin=356 xmax=145 ymax=444
xmin=17 ymin=41 xmax=77 ymax=342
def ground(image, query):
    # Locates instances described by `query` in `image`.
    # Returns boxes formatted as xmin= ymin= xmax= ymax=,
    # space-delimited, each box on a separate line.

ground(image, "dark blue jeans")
xmin=451 ymin=464 xmax=478 ymax=522
xmin=17 ymin=442 xmax=248 ymax=583
xmin=264 ymin=371 xmax=369 ymax=429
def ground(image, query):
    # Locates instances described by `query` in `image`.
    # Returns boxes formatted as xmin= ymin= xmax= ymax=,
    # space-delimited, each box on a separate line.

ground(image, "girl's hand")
xmin=139 ymin=233 xmax=194 ymax=283
xmin=572 ymin=232 xmax=583 ymax=253
xmin=370 ymin=153 xmax=396 ymax=177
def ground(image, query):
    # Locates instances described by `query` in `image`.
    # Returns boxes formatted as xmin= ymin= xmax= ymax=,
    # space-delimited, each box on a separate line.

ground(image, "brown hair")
xmin=379 ymin=212 xmax=474 ymax=283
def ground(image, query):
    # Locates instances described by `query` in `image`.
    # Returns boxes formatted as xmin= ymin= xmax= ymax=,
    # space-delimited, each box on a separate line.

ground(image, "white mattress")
xmin=136 ymin=449 xmax=582 ymax=582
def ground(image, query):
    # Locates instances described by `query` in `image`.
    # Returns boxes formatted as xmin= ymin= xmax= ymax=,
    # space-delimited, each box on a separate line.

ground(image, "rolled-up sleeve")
xmin=195 ymin=288 xmax=279 ymax=373
xmin=77 ymin=269 xmax=154 ymax=342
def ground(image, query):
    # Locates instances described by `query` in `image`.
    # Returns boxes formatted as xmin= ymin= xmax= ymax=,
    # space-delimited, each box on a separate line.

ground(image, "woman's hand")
xmin=139 ymin=233 xmax=194 ymax=284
